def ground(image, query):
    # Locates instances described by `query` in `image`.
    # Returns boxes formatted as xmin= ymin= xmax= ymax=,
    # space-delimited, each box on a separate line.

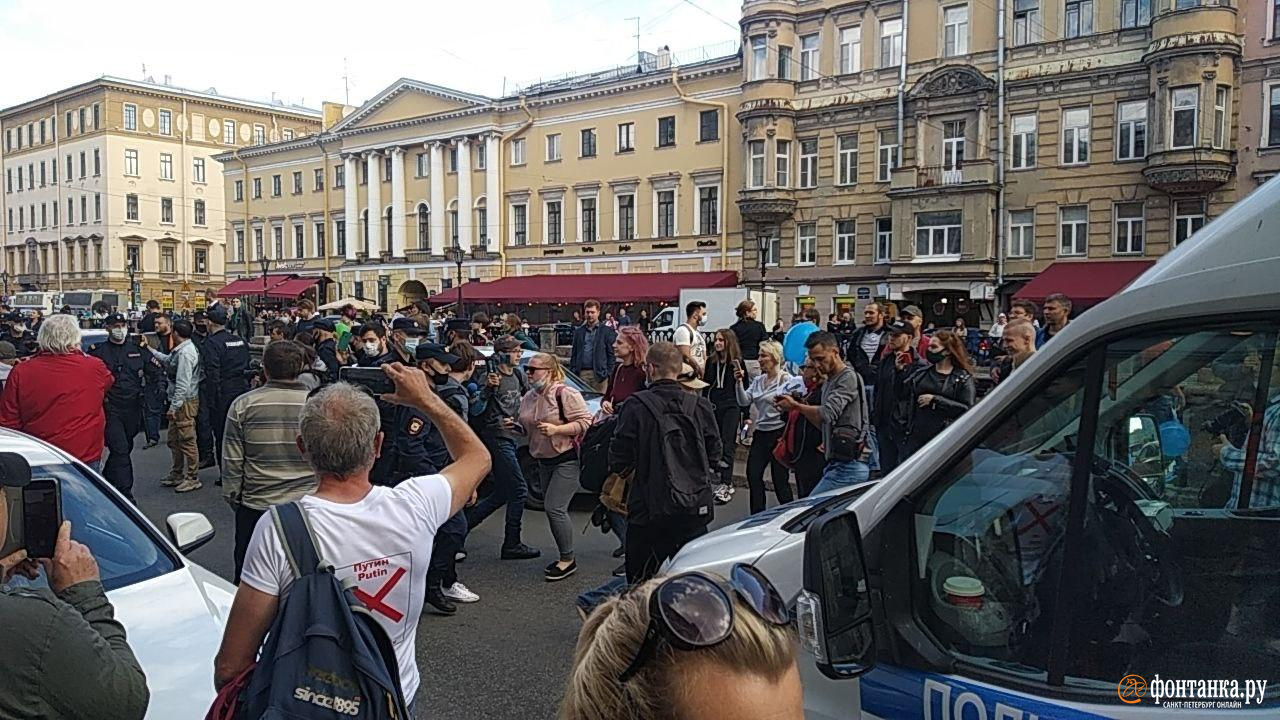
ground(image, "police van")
xmin=669 ymin=177 xmax=1280 ymax=718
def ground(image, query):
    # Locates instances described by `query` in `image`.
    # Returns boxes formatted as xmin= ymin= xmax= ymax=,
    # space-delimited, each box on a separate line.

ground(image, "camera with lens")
xmin=1203 ymin=402 xmax=1251 ymax=447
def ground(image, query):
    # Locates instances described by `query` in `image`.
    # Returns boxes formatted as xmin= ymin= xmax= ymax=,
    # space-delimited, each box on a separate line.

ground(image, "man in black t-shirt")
xmin=730 ymin=298 xmax=768 ymax=379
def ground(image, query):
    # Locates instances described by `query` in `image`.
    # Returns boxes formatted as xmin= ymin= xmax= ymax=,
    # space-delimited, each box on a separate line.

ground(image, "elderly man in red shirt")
xmin=0 ymin=314 xmax=114 ymax=469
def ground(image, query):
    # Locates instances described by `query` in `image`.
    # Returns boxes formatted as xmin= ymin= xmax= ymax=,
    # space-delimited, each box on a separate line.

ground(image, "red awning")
xmin=428 ymin=270 xmax=740 ymax=306
xmin=216 ymin=276 xmax=278 ymax=297
xmin=264 ymin=277 xmax=321 ymax=299
xmin=1013 ymin=260 xmax=1156 ymax=306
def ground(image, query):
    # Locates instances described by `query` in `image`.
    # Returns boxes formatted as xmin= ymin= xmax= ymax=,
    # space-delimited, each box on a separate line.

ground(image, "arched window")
xmin=417 ymin=203 xmax=430 ymax=249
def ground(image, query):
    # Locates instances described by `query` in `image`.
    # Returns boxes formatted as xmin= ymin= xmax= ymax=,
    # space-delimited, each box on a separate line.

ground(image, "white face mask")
xmin=109 ymin=327 xmax=127 ymax=342
xmin=363 ymin=341 xmax=381 ymax=356
xmin=404 ymin=338 xmax=420 ymax=352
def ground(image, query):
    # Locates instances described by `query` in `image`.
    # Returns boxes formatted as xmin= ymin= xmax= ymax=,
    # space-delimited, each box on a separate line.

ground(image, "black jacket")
xmin=90 ymin=338 xmax=156 ymax=409
xmin=137 ymin=311 xmax=160 ymax=333
xmin=846 ymin=325 xmax=890 ymax=386
xmin=871 ymin=350 xmax=926 ymax=430
xmin=199 ymin=329 xmax=251 ymax=412
xmin=315 ymin=338 xmax=342 ymax=383
xmin=903 ymin=365 xmax=975 ymax=444
xmin=609 ymin=380 xmax=720 ymax=526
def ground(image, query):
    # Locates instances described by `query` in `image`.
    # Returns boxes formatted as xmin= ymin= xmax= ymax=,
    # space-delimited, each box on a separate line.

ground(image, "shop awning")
xmin=264 ymin=276 xmax=322 ymax=299
xmin=1013 ymin=260 xmax=1156 ymax=306
xmin=428 ymin=270 xmax=739 ymax=306
xmin=216 ymin=276 xmax=279 ymax=297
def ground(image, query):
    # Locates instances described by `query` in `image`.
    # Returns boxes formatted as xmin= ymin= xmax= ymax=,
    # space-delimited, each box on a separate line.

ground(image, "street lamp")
xmin=126 ymin=263 xmax=137 ymax=314
xmin=756 ymin=234 xmax=771 ymax=296
xmin=258 ymin=256 xmax=273 ymax=295
xmin=0 ymin=270 xmax=9 ymax=298
xmin=445 ymin=243 xmax=466 ymax=317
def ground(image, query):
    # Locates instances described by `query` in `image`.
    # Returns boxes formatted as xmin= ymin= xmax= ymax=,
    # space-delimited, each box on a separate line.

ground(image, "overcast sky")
xmin=0 ymin=0 xmax=743 ymax=110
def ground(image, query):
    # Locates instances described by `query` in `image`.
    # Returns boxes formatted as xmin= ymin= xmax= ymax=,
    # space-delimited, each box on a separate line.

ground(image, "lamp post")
xmin=1 ymin=270 xmax=9 ymax=298
xmin=126 ymin=263 xmax=137 ymax=314
xmin=445 ymin=243 xmax=466 ymax=318
xmin=258 ymin=256 xmax=272 ymax=295
xmin=757 ymin=234 xmax=771 ymax=296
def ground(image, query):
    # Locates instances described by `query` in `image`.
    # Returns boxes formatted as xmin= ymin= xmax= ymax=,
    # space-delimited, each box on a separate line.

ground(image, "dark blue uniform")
xmin=90 ymin=338 xmax=157 ymax=500
xmin=315 ymin=338 xmax=342 ymax=384
xmin=199 ymin=328 xmax=251 ymax=466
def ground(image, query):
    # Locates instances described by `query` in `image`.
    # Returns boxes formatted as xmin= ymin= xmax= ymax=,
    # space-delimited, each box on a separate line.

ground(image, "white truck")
xmin=649 ymin=287 xmax=777 ymax=342
xmin=11 ymin=291 xmax=62 ymax=314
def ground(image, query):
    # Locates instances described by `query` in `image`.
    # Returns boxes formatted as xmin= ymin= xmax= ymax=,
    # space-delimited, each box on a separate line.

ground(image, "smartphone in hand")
xmin=22 ymin=479 xmax=61 ymax=559
xmin=339 ymin=366 xmax=397 ymax=396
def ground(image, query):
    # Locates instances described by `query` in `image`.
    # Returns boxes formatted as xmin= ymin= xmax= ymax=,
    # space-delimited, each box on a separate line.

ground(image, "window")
xmin=880 ymin=18 xmax=903 ymax=68
xmin=126 ymin=194 xmax=139 ymax=221
xmin=126 ymin=245 xmax=140 ymax=271
xmin=1059 ymin=204 xmax=1088 ymax=255
xmin=271 ymin=174 xmax=282 ymax=197
xmin=4 ymin=169 xmax=9 ymax=193
xmin=79 ymin=196 xmax=86 ymax=223
xmin=161 ymin=197 xmax=173 ymax=224
xmin=580 ymin=197 xmax=597 ymax=242
xmin=1062 ymin=107 xmax=1090 ymax=164
xmin=546 ymin=133 xmax=561 ymax=161
xmin=52 ymin=158 xmax=57 ymax=184
xmin=160 ymin=153 xmax=173 ymax=180
xmin=748 ymin=140 xmax=766 ymax=188
xmin=158 ymin=109 xmax=171 ymax=136
xmin=698 ymin=186 xmax=719 ymax=235
xmin=915 ymin=211 xmax=962 ymax=257
xmin=64 ymin=112 xmax=72 ymax=137
xmin=694 ymin=110 xmax=719 ymax=145
xmin=944 ymin=5 xmax=969 ymax=57
xmin=617 ymin=195 xmax=636 ymax=240
xmin=776 ymin=140 xmax=791 ymax=188
xmin=1116 ymin=101 xmax=1147 ymax=160
xmin=750 ymin=36 xmax=768 ymax=81
xmin=294 ymin=225 xmax=305 ymax=258
xmin=335 ymin=220 xmax=346 ymax=255
xmin=223 ymin=120 xmax=236 ymax=145
xmin=17 ymin=207 xmax=22 ymax=230
xmin=314 ymin=221 xmax=326 ymax=256
xmin=292 ymin=171 xmax=303 ymax=194
xmin=234 ymin=180 xmax=244 ymax=202
xmin=15 ymin=167 xmax=21 ymax=191
xmin=1268 ymin=84 xmax=1280 ymax=147
xmin=314 ymin=168 xmax=324 ymax=191
xmin=161 ymin=246 xmax=175 ymax=273
xmin=839 ymin=26 xmax=861 ymax=74
xmin=1114 ymin=202 xmax=1144 ymax=255
xmin=760 ymin=236 xmax=781 ymax=266
xmin=837 ymin=134 xmax=858 ymax=186
xmin=39 ymin=204 xmax=45 ymax=228
xmin=777 ymin=46 xmax=793 ymax=80
xmin=658 ymin=116 xmax=676 ymax=147
xmin=943 ymin=120 xmax=966 ymax=170
xmin=94 ymin=193 xmax=101 ymax=221
xmin=1174 ymin=199 xmax=1205 ymax=244
xmin=1065 ymin=0 xmax=1093 ymax=38
xmin=253 ymin=177 xmax=262 ymax=199
xmin=1171 ymin=86 xmax=1198 ymax=149
xmin=384 ymin=155 xmax=392 ymax=180
xmin=385 ymin=207 xmax=393 ymax=244
xmin=123 ymin=103 xmax=137 ymax=131
xmin=194 ymin=199 xmax=206 ymax=226
xmin=124 ymin=149 xmax=139 ymax=176
xmin=40 ymin=120 xmax=46 ymax=144
xmin=252 ymin=124 xmax=265 ymax=146
xmin=799 ymin=34 xmax=819 ymax=81
xmin=334 ymin=164 xmax=345 ymax=188
xmin=448 ymin=147 xmax=457 ymax=173
xmin=1011 ymin=113 xmax=1037 ymax=169
xmin=511 ymin=138 xmax=526 ymax=165
xmin=1008 ymin=209 xmax=1035 ymax=258
xmin=580 ymin=128 xmax=597 ymax=157
xmin=1120 ymin=0 xmax=1150 ymax=27
xmin=656 ymin=190 xmax=675 ymax=238
xmin=796 ymin=223 xmax=817 ymax=266
xmin=92 ymin=103 xmax=100 ymax=130
xmin=273 ymin=226 xmax=284 ymax=258
xmin=475 ymin=143 xmax=486 ymax=170
xmin=65 ymin=154 xmax=72 ymax=179
xmin=545 ymin=201 xmax=563 ymax=244
xmin=877 ymin=129 xmax=899 ymax=181
xmin=39 ymin=162 xmax=45 ymax=187
xmin=1213 ymin=86 xmax=1229 ymax=149
xmin=617 ymin=123 xmax=635 ymax=152
xmin=414 ymin=204 xmax=430 ymax=249
xmin=511 ymin=204 xmax=527 ymax=246
xmin=194 ymin=247 xmax=208 ymax=274
xmin=799 ymin=139 xmax=819 ymax=188
xmin=835 ymin=219 xmax=856 ymax=264
xmin=415 ymin=152 xmax=428 ymax=177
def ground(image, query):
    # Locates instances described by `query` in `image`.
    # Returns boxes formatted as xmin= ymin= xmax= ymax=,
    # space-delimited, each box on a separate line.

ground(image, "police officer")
xmin=312 ymin=318 xmax=344 ymax=383
xmin=191 ymin=309 xmax=216 ymax=468
xmin=141 ymin=314 xmax=170 ymax=447
xmin=89 ymin=314 xmax=158 ymax=502
xmin=199 ymin=305 xmax=251 ymax=468
xmin=3 ymin=314 xmax=38 ymax=358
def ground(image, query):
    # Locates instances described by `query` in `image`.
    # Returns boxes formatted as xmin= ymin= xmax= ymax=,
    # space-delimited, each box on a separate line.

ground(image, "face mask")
xmin=430 ymin=372 xmax=451 ymax=385
xmin=530 ymin=378 xmax=548 ymax=391
xmin=404 ymin=338 xmax=420 ymax=352
xmin=363 ymin=341 xmax=380 ymax=356
xmin=926 ymin=349 xmax=947 ymax=364
xmin=109 ymin=327 xmax=127 ymax=342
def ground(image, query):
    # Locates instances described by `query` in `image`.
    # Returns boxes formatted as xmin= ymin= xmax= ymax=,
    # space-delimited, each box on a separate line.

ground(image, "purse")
xmin=600 ymin=469 xmax=633 ymax=516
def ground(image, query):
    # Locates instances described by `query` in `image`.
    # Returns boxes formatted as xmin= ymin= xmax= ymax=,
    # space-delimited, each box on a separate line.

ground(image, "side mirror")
xmin=796 ymin=509 xmax=876 ymax=680
xmin=166 ymin=512 xmax=215 ymax=555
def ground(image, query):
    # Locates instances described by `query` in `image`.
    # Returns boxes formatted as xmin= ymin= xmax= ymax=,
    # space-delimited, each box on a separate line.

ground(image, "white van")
xmin=649 ymin=287 xmax=777 ymax=341
xmin=669 ymin=179 xmax=1280 ymax=717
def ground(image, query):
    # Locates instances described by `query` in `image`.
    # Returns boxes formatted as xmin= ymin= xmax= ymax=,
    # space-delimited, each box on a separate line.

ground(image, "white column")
xmin=365 ymin=151 xmax=382 ymax=258
xmin=485 ymin=134 xmax=500 ymax=253
xmin=390 ymin=147 xmax=406 ymax=258
xmin=429 ymin=142 xmax=445 ymax=256
xmin=455 ymin=137 xmax=472 ymax=253
xmin=343 ymin=155 xmax=358 ymax=261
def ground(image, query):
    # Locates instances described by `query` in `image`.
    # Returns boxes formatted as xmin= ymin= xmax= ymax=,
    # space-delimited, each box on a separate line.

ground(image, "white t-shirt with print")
xmin=672 ymin=323 xmax=708 ymax=371
xmin=240 ymin=474 xmax=453 ymax=700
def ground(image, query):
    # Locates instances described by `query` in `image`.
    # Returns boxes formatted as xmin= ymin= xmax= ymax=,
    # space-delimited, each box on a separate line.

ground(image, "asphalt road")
xmin=128 ymin=441 xmax=754 ymax=720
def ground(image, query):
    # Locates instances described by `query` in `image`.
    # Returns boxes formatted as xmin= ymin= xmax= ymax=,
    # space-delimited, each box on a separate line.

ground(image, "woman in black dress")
xmin=904 ymin=329 xmax=976 ymax=456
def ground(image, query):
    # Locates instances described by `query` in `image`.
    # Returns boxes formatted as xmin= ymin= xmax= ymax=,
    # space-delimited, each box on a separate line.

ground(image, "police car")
xmin=668 ymin=179 xmax=1280 ymax=716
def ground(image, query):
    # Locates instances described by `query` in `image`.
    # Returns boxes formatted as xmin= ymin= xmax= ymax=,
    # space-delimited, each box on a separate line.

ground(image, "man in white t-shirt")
xmin=213 ymin=363 xmax=492 ymax=707
xmin=671 ymin=300 xmax=709 ymax=377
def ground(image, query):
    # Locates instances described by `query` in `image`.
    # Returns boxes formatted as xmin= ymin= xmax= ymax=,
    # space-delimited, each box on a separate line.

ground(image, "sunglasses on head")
xmin=618 ymin=564 xmax=789 ymax=683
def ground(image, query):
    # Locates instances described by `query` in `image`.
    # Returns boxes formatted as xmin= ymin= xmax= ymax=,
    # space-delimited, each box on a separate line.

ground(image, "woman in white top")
xmin=743 ymin=341 xmax=798 ymax=515
xmin=989 ymin=313 xmax=1008 ymax=341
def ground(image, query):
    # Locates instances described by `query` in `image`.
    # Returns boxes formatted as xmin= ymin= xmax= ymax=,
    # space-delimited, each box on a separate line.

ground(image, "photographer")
xmin=0 ymin=455 xmax=149 ymax=720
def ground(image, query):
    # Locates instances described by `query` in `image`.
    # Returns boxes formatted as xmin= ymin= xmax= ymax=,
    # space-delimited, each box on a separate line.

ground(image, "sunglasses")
xmin=618 ymin=564 xmax=789 ymax=683
xmin=527 ymin=365 xmax=551 ymax=372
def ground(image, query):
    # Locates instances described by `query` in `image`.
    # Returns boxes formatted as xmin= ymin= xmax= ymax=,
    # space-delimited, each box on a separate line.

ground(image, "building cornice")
xmin=1 ymin=76 xmax=321 ymax=121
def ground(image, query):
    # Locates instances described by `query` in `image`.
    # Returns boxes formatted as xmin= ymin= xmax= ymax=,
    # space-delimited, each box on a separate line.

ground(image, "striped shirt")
xmin=221 ymin=379 xmax=317 ymax=511
xmin=1220 ymin=397 xmax=1280 ymax=510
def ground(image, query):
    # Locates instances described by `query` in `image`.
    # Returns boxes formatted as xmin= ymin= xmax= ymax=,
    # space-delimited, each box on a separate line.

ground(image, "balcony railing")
xmin=918 ymin=165 xmax=966 ymax=187
xmin=891 ymin=159 xmax=996 ymax=191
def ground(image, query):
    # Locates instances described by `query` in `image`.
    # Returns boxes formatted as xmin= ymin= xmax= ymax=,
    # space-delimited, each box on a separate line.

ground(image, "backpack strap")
xmin=271 ymin=502 xmax=327 ymax=580
xmin=554 ymin=383 xmax=567 ymax=423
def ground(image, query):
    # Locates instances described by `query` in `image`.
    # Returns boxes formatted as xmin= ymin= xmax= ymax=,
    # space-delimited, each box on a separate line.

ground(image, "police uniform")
xmin=89 ymin=315 xmax=157 ymax=501
xmin=2 ymin=316 xmax=37 ymax=358
xmin=199 ymin=309 xmax=251 ymax=467
xmin=192 ymin=310 xmax=216 ymax=467
xmin=313 ymin=318 xmax=343 ymax=384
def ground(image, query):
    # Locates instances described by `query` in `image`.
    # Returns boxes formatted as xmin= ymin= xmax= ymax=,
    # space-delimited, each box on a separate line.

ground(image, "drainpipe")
xmin=235 ymin=147 xmax=251 ymax=279
xmin=672 ymin=67 xmax=730 ymax=271
xmin=500 ymin=96 xmax=535 ymax=277
xmin=996 ymin=0 xmax=1007 ymax=295
xmin=179 ymin=98 xmax=189 ymax=290
xmin=898 ymin=0 xmax=909 ymax=177
xmin=53 ymin=101 xmax=63 ymax=295
xmin=317 ymin=136 xmax=331 ymax=289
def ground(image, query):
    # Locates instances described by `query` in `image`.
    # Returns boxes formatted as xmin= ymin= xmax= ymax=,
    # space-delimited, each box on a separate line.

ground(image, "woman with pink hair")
xmin=602 ymin=326 xmax=649 ymax=414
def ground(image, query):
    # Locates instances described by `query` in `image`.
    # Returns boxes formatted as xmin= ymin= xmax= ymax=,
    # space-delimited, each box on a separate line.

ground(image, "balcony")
xmin=1143 ymin=148 xmax=1233 ymax=194
xmin=889 ymin=159 xmax=996 ymax=196
xmin=736 ymin=188 xmax=797 ymax=226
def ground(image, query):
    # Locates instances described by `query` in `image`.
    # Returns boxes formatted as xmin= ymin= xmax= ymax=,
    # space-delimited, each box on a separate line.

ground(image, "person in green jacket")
xmin=0 ymin=453 xmax=149 ymax=720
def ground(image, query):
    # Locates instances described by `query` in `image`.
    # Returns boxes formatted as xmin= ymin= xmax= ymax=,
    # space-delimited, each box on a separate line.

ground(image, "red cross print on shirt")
xmin=353 ymin=567 xmax=406 ymax=622
xmin=1016 ymin=500 xmax=1061 ymax=537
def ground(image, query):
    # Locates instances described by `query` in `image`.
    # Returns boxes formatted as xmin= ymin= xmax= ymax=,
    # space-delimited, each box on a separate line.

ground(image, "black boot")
xmin=425 ymin=585 xmax=457 ymax=615
xmin=501 ymin=542 xmax=541 ymax=560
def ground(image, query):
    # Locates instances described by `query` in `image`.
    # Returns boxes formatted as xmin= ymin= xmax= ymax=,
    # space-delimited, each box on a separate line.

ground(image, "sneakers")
xmin=442 ymin=582 xmax=479 ymax=603
xmin=713 ymin=483 xmax=733 ymax=505
xmin=500 ymin=543 xmax=541 ymax=560
xmin=612 ymin=564 xmax=626 ymax=578
xmin=454 ymin=550 xmax=467 ymax=562
xmin=425 ymin=586 xmax=457 ymax=615
xmin=143 ymin=440 xmax=158 ymax=449
xmin=160 ymin=476 xmax=181 ymax=487
xmin=174 ymin=478 xmax=202 ymax=493
xmin=544 ymin=560 xmax=578 ymax=582
xmin=611 ymin=545 xmax=626 ymax=559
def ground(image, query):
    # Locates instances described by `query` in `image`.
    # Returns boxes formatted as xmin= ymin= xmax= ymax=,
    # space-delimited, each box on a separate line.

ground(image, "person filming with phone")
xmin=0 ymin=452 xmax=150 ymax=720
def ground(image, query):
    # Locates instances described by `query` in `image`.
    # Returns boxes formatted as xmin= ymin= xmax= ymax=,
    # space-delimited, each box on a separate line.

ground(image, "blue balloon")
xmin=783 ymin=323 xmax=819 ymax=365
xmin=1158 ymin=420 xmax=1191 ymax=458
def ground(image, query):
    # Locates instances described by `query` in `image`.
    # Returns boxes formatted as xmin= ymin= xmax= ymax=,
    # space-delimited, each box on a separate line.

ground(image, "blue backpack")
xmin=237 ymin=502 xmax=411 ymax=720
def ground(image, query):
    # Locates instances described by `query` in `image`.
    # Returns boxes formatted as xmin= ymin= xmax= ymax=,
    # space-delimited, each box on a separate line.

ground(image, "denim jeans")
xmin=576 ymin=576 xmax=628 ymax=617
xmin=811 ymin=459 xmax=871 ymax=496
xmin=465 ymin=436 xmax=528 ymax=547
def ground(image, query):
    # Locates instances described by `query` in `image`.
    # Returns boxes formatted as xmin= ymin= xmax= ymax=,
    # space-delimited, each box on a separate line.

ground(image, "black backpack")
xmin=633 ymin=392 xmax=715 ymax=518
xmin=237 ymin=502 xmax=410 ymax=720
xmin=578 ymin=414 xmax=618 ymax=493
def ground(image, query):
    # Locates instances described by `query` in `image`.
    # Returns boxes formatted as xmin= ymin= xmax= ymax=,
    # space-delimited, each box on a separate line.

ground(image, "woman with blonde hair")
xmin=743 ymin=340 xmax=797 ymax=514
xmin=519 ymin=352 xmax=593 ymax=581
xmin=561 ymin=564 xmax=801 ymax=720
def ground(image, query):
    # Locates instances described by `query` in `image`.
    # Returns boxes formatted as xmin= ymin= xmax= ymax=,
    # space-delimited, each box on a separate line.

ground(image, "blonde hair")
xmin=757 ymin=340 xmax=783 ymax=370
xmin=531 ymin=352 xmax=567 ymax=384
xmin=560 ymin=576 xmax=797 ymax=720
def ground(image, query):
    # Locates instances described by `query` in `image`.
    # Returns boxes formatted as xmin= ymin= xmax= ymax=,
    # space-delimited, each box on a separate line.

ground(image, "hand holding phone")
xmin=22 ymin=479 xmax=61 ymax=559
xmin=339 ymin=366 xmax=397 ymax=396
xmin=46 ymin=521 xmax=100 ymax=593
